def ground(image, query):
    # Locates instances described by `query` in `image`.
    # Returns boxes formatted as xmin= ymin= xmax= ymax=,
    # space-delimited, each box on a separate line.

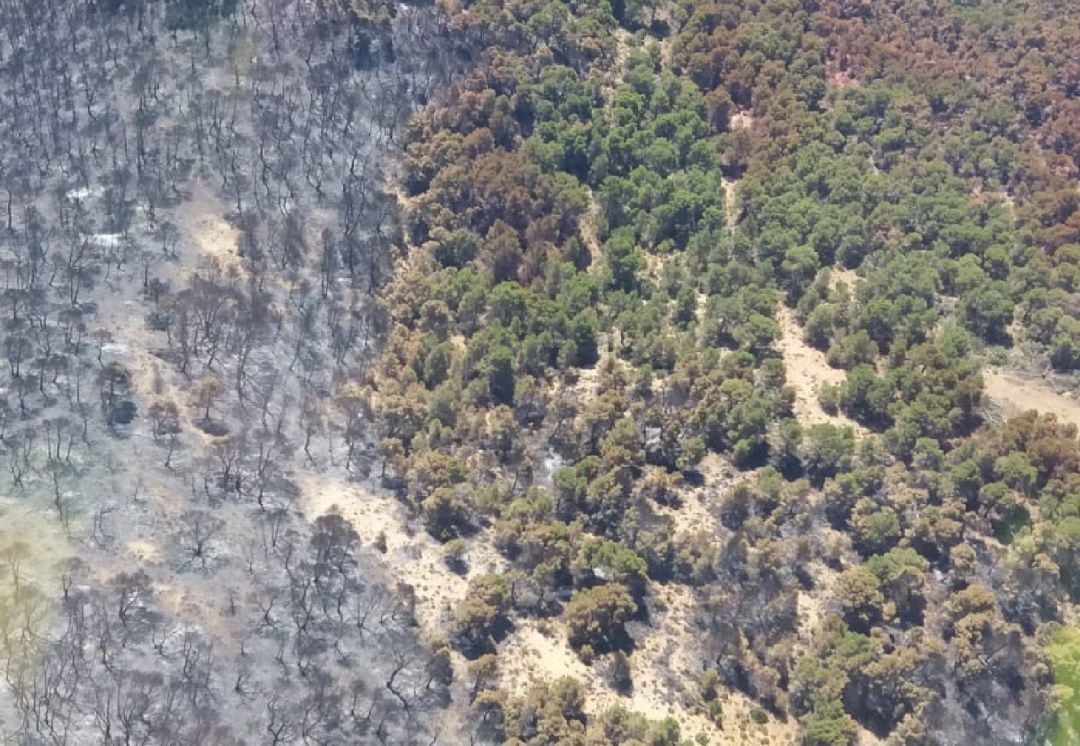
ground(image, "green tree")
xmin=802 ymin=424 xmax=855 ymax=485
xmin=1047 ymin=626 xmax=1080 ymax=745
xmin=486 ymin=346 xmax=515 ymax=405
xmin=564 ymin=583 xmax=637 ymax=654
xmin=454 ymin=575 xmax=511 ymax=655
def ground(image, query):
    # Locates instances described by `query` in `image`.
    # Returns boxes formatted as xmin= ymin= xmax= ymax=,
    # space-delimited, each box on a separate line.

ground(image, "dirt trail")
xmin=725 ymin=149 xmax=862 ymax=437
xmin=776 ymin=305 xmax=865 ymax=434
xmin=984 ymin=369 xmax=1080 ymax=429
xmin=94 ymin=175 xmax=244 ymax=440
xmin=580 ymin=195 xmax=604 ymax=270
xmin=722 ymin=176 xmax=738 ymax=233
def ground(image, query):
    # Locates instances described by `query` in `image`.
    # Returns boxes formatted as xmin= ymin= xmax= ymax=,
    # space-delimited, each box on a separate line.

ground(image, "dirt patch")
xmin=295 ymin=467 xmax=798 ymax=742
xmin=827 ymin=65 xmax=860 ymax=89
xmin=498 ymin=583 xmax=795 ymax=745
xmin=654 ymin=453 xmax=729 ymax=539
xmin=294 ymin=471 xmax=506 ymax=642
xmin=776 ymin=305 xmax=865 ymax=434
xmin=174 ymin=180 xmax=241 ymax=269
xmin=154 ymin=574 xmax=238 ymax=643
xmin=829 ymin=267 xmax=860 ymax=291
xmin=499 ymin=619 xmax=591 ymax=693
xmin=126 ymin=538 xmax=163 ymax=564
xmin=984 ymin=369 xmax=1080 ymax=430
xmin=730 ymin=110 xmax=753 ymax=130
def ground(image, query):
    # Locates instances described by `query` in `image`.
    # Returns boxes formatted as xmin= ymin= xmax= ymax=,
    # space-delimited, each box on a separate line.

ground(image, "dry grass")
xmin=0 ymin=499 xmax=70 ymax=676
xmin=0 ymin=500 xmax=70 ymax=592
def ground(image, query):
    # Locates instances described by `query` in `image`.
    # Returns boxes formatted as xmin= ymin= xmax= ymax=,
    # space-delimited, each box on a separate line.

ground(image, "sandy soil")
xmin=829 ymin=267 xmax=860 ymax=291
xmin=295 ymin=465 xmax=800 ymax=742
xmin=776 ymin=304 xmax=865 ymax=434
xmin=730 ymin=111 xmax=754 ymax=130
xmin=498 ymin=582 xmax=796 ymax=745
xmin=174 ymin=180 xmax=242 ymax=269
xmin=294 ymin=471 xmax=506 ymax=641
xmin=984 ymin=369 xmax=1080 ymax=430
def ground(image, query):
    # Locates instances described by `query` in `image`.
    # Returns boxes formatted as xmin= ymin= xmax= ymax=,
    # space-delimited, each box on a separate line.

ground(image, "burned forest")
xmin=0 ymin=0 xmax=461 ymax=743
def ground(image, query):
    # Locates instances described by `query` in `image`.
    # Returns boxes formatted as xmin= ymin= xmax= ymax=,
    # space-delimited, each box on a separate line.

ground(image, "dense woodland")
xmin=0 ymin=0 xmax=1079 ymax=744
